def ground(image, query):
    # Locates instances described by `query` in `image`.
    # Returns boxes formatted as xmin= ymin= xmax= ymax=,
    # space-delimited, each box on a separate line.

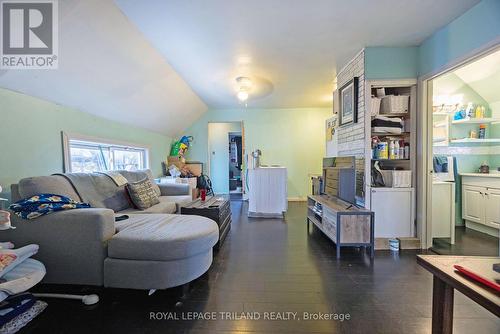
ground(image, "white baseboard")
xmin=288 ymin=197 xmax=307 ymax=202
xmin=465 ymin=221 xmax=499 ymax=237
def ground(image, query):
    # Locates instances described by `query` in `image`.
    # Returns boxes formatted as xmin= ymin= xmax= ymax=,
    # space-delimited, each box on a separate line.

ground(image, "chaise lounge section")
xmin=4 ymin=170 xmax=219 ymax=290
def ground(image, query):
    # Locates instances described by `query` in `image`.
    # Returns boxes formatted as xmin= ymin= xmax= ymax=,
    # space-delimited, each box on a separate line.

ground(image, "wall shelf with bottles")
xmin=451 ymin=118 xmax=500 ymax=125
xmin=450 ymin=138 xmax=500 ymax=144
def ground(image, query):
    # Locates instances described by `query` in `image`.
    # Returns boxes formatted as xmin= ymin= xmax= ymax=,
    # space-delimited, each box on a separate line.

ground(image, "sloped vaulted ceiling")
xmin=0 ymin=0 xmax=207 ymax=136
xmin=115 ymin=0 xmax=479 ymax=109
xmin=454 ymin=49 xmax=500 ymax=109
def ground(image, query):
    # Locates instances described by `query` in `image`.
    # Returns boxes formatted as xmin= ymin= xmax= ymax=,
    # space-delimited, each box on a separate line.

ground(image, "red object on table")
xmin=200 ymin=189 xmax=206 ymax=201
xmin=454 ymin=265 xmax=500 ymax=292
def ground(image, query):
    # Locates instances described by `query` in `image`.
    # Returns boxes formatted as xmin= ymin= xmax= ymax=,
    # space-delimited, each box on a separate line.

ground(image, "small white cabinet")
xmin=431 ymin=182 xmax=455 ymax=243
xmin=371 ymin=187 xmax=414 ymax=238
xmin=484 ymin=188 xmax=500 ymax=229
xmin=461 ymin=174 xmax=500 ymax=235
xmin=248 ymin=167 xmax=287 ymax=217
xmin=462 ymin=185 xmax=484 ymax=224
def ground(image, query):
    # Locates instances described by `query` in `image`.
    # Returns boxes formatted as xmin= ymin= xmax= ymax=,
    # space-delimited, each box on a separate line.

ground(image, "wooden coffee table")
xmin=180 ymin=196 xmax=231 ymax=249
xmin=417 ymin=255 xmax=500 ymax=334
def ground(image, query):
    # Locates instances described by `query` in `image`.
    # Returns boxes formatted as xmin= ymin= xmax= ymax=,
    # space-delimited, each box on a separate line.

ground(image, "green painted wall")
xmin=362 ymin=2 xmax=500 ymax=79
xmin=365 ymin=47 xmax=418 ymax=79
xmin=183 ymin=107 xmax=331 ymax=199
xmin=418 ymin=0 xmax=500 ymax=76
xmin=0 ymin=88 xmax=172 ymax=201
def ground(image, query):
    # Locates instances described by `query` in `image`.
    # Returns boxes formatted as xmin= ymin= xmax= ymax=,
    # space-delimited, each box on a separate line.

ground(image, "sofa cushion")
xmin=56 ymin=173 xmax=131 ymax=212
xmin=118 ymin=169 xmax=161 ymax=197
xmin=126 ymin=179 xmax=160 ymax=210
xmin=18 ymin=176 xmax=81 ymax=202
xmin=120 ymin=197 xmax=177 ymax=214
xmin=108 ymin=214 xmax=219 ymax=261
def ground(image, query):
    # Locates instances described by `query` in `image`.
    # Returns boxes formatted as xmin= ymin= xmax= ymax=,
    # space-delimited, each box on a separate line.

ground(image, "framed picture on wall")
xmin=339 ymin=77 xmax=358 ymax=126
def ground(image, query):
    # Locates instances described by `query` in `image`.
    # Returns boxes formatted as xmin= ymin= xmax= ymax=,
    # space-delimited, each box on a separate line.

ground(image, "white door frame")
xmin=207 ymin=121 xmax=245 ymax=194
xmin=417 ymin=40 xmax=500 ymax=249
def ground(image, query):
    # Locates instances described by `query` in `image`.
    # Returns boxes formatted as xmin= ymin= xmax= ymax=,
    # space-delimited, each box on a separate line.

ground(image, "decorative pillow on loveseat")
xmin=126 ymin=178 xmax=160 ymax=210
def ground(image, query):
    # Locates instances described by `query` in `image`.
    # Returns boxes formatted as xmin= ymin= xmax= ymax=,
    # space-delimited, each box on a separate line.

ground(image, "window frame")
xmin=61 ymin=132 xmax=151 ymax=173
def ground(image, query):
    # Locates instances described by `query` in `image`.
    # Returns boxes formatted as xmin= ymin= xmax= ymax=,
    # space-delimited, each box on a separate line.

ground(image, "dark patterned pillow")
xmin=126 ymin=178 xmax=160 ymax=210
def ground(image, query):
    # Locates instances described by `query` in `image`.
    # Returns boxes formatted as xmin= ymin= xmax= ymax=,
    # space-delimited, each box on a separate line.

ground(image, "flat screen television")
xmin=322 ymin=156 xmax=365 ymax=207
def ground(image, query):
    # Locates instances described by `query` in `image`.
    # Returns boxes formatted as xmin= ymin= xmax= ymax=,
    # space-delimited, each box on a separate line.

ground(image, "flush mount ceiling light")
xmin=235 ymin=76 xmax=252 ymax=105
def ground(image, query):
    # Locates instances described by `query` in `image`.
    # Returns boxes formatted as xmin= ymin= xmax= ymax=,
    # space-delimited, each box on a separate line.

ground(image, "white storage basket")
xmin=380 ymin=170 xmax=412 ymax=188
xmin=380 ymin=95 xmax=409 ymax=114
xmin=370 ymin=97 xmax=381 ymax=116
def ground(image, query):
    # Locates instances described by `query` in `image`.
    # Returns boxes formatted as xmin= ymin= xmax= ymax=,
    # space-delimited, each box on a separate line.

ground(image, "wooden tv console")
xmin=307 ymin=195 xmax=374 ymax=258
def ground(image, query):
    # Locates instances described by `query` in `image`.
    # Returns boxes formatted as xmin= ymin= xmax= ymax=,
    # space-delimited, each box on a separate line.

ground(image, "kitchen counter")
xmin=460 ymin=173 xmax=500 ymax=178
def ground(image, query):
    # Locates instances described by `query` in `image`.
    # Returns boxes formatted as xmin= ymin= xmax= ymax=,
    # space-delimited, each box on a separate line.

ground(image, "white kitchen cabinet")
xmin=484 ymin=188 xmax=500 ymax=229
xmin=371 ymin=187 xmax=414 ymax=238
xmin=461 ymin=174 xmax=500 ymax=236
xmin=462 ymin=185 xmax=484 ymax=224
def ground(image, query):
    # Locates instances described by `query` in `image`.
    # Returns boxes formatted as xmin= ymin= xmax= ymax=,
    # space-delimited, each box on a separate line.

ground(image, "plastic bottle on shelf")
xmin=394 ymin=140 xmax=400 ymax=159
xmin=398 ymin=140 xmax=405 ymax=158
xmin=389 ymin=140 xmax=396 ymax=159
xmin=404 ymin=143 xmax=410 ymax=159
xmin=378 ymin=141 xmax=388 ymax=159
xmin=479 ymin=124 xmax=486 ymax=139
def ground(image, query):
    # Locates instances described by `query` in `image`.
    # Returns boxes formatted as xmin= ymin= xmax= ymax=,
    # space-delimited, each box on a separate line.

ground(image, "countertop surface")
xmin=460 ymin=172 xmax=500 ymax=178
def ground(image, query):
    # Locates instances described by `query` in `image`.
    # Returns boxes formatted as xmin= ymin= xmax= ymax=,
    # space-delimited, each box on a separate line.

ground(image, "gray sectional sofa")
xmin=4 ymin=170 xmax=219 ymax=291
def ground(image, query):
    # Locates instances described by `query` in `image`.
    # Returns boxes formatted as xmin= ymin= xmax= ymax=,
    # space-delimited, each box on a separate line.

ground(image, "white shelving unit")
xmin=432 ymin=113 xmax=500 ymax=146
xmin=450 ymin=138 xmax=500 ymax=144
xmin=433 ymin=113 xmax=450 ymax=146
xmin=365 ymin=79 xmax=417 ymax=238
xmin=451 ymin=118 xmax=500 ymax=125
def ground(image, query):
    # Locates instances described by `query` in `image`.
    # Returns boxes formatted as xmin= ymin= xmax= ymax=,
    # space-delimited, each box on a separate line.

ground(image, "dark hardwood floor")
xmin=23 ymin=201 xmax=499 ymax=333
xmin=432 ymin=226 xmax=499 ymax=256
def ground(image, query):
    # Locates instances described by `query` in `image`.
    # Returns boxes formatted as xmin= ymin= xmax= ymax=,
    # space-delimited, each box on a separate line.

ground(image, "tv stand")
xmin=307 ymin=194 xmax=374 ymax=258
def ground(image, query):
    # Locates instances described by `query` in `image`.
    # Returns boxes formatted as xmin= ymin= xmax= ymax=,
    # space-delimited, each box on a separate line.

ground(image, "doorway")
xmin=208 ymin=122 xmax=243 ymax=195
xmin=424 ymin=47 xmax=500 ymax=256
xmin=229 ymin=132 xmax=243 ymax=200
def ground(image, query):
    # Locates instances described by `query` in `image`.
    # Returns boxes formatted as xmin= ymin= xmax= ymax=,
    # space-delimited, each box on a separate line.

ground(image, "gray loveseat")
xmin=4 ymin=170 xmax=219 ymax=291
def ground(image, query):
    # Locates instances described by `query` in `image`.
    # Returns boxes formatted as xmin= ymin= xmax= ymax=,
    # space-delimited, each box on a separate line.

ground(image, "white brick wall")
xmin=336 ymin=50 xmax=365 ymax=157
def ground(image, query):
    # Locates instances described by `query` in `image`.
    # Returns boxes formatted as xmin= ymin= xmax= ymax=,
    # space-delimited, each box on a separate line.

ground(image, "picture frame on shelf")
xmin=339 ymin=77 xmax=359 ymax=126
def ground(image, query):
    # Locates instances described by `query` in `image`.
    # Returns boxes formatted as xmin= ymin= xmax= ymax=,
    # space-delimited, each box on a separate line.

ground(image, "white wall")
xmin=336 ymin=50 xmax=366 ymax=156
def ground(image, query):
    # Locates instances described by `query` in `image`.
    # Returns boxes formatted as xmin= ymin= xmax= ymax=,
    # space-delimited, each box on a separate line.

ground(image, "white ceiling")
xmin=116 ymin=0 xmax=479 ymax=109
xmin=0 ymin=0 xmax=479 ymax=135
xmin=454 ymin=49 xmax=500 ymax=105
xmin=0 ymin=0 xmax=207 ymax=136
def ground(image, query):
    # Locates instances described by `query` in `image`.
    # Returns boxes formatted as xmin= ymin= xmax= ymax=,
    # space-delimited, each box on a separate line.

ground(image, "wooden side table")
xmin=417 ymin=255 xmax=500 ymax=334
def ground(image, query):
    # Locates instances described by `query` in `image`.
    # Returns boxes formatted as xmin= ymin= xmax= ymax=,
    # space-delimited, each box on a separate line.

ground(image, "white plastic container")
xmin=380 ymin=170 xmax=412 ymax=188
xmin=380 ymin=95 xmax=409 ymax=114
xmin=370 ymin=97 xmax=381 ymax=116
